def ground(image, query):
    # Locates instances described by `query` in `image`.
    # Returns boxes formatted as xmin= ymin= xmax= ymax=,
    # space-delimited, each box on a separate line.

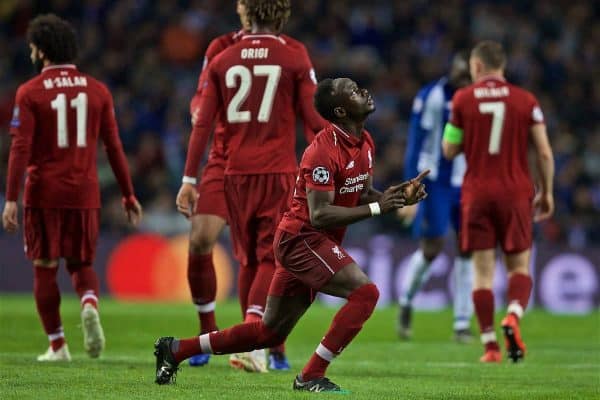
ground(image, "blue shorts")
xmin=412 ymin=179 xmax=461 ymax=239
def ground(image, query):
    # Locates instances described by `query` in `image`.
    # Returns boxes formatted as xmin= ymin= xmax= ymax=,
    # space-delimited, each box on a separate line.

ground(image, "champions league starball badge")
xmin=312 ymin=166 xmax=330 ymax=184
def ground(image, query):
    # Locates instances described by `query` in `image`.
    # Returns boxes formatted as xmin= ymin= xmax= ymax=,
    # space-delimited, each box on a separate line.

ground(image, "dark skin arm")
xmin=359 ymin=176 xmax=383 ymax=205
xmin=308 ymin=170 xmax=429 ymax=230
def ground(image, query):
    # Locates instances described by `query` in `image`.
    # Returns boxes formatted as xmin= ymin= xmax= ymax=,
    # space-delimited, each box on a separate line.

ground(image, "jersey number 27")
xmin=226 ymin=65 xmax=281 ymax=123
xmin=51 ymin=92 xmax=88 ymax=148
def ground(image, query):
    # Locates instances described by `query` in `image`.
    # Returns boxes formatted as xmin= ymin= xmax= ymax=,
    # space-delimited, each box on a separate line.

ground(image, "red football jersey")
xmin=184 ymin=33 xmax=325 ymax=177
xmin=6 ymin=64 xmax=133 ymax=208
xmin=278 ymin=124 xmax=375 ymax=244
xmin=189 ymin=30 xmax=244 ymax=164
xmin=450 ymin=76 xmax=544 ymax=200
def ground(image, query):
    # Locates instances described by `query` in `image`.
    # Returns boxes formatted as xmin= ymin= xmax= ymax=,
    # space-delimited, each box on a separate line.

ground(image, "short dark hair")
xmin=471 ymin=41 xmax=506 ymax=70
xmin=314 ymin=79 xmax=338 ymax=121
xmin=245 ymin=0 xmax=291 ymax=31
xmin=27 ymin=14 xmax=78 ymax=64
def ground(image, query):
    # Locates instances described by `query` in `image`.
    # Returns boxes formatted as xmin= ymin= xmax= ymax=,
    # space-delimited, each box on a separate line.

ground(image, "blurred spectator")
xmin=1 ymin=0 xmax=598 ymax=245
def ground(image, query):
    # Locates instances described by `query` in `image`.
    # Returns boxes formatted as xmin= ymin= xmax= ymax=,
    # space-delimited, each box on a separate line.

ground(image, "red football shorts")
xmin=23 ymin=208 xmax=100 ymax=261
xmin=270 ymin=228 xmax=355 ymax=299
xmin=224 ymin=173 xmax=296 ymax=268
xmin=460 ymin=196 xmax=533 ymax=253
xmin=194 ymin=157 xmax=228 ymax=221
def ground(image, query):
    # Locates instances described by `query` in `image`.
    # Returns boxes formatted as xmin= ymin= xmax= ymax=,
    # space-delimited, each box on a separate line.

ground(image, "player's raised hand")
xmin=533 ymin=192 xmax=554 ymax=222
xmin=398 ymin=169 xmax=430 ymax=205
xmin=176 ymin=183 xmax=199 ymax=218
xmin=2 ymin=201 xmax=19 ymax=233
xmin=378 ymin=185 xmax=408 ymax=213
xmin=123 ymin=195 xmax=143 ymax=226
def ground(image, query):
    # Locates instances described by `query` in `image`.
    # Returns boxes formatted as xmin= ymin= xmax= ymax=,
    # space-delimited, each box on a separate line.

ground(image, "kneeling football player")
xmin=153 ymin=77 xmax=429 ymax=392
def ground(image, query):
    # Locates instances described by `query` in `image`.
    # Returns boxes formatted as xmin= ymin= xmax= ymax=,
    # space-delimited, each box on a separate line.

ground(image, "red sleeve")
xmin=184 ymin=64 xmax=220 ymax=179
xmin=295 ymin=47 xmax=326 ymax=143
xmin=190 ymin=37 xmax=229 ymax=115
xmin=302 ymin=139 xmax=337 ymax=192
xmin=528 ymin=93 xmax=545 ymax=126
xmin=364 ymin=132 xmax=375 ymax=175
xmin=449 ymin=89 xmax=466 ymax=129
xmin=6 ymin=85 xmax=35 ymax=202
xmin=99 ymin=86 xmax=134 ymax=198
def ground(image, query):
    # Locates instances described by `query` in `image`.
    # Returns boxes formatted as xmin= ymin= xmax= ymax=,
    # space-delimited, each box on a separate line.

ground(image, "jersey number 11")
xmin=51 ymin=92 xmax=88 ymax=148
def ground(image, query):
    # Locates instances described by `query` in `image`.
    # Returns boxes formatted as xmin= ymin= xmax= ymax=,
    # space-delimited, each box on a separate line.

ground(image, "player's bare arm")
xmin=530 ymin=123 xmax=555 ymax=221
xmin=179 ymin=68 xmax=220 ymax=218
xmin=307 ymin=186 xmax=405 ymax=230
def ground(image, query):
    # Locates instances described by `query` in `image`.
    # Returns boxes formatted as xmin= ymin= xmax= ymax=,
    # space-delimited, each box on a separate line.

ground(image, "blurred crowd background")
xmin=1 ymin=0 xmax=598 ymax=247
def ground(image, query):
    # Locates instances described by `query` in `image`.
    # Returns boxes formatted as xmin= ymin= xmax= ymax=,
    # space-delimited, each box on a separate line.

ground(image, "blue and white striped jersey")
xmin=404 ymin=77 xmax=466 ymax=187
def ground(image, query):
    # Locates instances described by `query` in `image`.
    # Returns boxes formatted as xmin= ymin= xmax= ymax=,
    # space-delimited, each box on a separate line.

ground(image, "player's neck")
xmin=333 ymin=121 xmax=364 ymax=138
xmin=251 ymin=23 xmax=278 ymax=35
xmin=476 ymin=70 xmax=505 ymax=82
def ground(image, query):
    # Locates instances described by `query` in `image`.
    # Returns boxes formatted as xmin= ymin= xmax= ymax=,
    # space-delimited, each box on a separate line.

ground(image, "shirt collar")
xmin=241 ymin=33 xmax=286 ymax=44
xmin=41 ymin=64 xmax=77 ymax=73
xmin=331 ymin=123 xmax=364 ymax=147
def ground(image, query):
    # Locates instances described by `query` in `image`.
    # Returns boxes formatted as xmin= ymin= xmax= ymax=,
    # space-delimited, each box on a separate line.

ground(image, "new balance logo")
xmin=345 ymin=160 xmax=355 ymax=169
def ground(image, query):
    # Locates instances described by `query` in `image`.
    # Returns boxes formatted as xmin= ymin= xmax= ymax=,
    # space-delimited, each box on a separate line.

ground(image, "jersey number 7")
xmin=226 ymin=65 xmax=281 ymax=123
xmin=478 ymin=101 xmax=505 ymax=155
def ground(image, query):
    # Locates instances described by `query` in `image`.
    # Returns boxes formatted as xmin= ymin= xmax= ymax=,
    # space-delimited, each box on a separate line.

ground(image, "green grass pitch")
xmin=1 ymin=294 xmax=598 ymax=399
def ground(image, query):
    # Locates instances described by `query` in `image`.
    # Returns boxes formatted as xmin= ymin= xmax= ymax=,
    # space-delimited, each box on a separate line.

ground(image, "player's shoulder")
xmin=15 ymin=75 xmax=43 ymax=100
xmin=79 ymin=72 xmax=112 ymax=98
xmin=306 ymin=125 xmax=338 ymax=154
xmin=207 ymin=30 xmax=244 ymax=57
xmin=506 ymin=82 xmax=538 ymax=103
xmin=280 ymin=34 xmax=308 ymax=52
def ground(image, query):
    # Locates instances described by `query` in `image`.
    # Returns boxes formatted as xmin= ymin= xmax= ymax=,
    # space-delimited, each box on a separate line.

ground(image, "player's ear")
xmin=333 ymin=106 xmax=346 ymax=119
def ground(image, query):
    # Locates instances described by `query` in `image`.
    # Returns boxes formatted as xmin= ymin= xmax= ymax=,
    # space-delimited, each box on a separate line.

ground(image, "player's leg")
xmin=399 ymin=182 xmax=447 ymax=339
xmin=471 ymin=249 xmax=501 ymax=362
xmin=222 ymin=174 xmax=271 ymax=370
xmin=187 ymin=214 xmax=226 ymax=331
xmin=65 ymin=259 xmax=104 ymax=358
xmin=63 ymin=208 xmax=104 ymax=358
xmin=501 ymin=250 xmax=531 ymax=362
xmin=154 ymin=267 xmax=312 ymax=385
xmin=33 ymin=259 xmax=72 ymax=361
xmin=452 ymin=247 xmax=474 ymax=342
xmin=243 ymin=173 xmax=296 ymax=370
xmin=272 ymin=230 xmax=378 ymax=391
xmin=460 ymin=199 xmax=500 ymax=362
xmin=399 ymin=236 xmax=443 ymax=338
xmin=498 ymin=197 xmax=534 ymax=362
xmin=450 ymin=189 xmax=474 ymax=342
xmin=24 ymin=208 xmax=71 ymax=361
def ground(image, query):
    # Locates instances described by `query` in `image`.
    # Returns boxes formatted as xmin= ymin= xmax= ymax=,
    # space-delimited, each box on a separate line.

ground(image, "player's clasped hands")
xmin=378 ymin=169 xmax=430 ymax=213
xmin=176 ymin=183 xmax=200 ymax=218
